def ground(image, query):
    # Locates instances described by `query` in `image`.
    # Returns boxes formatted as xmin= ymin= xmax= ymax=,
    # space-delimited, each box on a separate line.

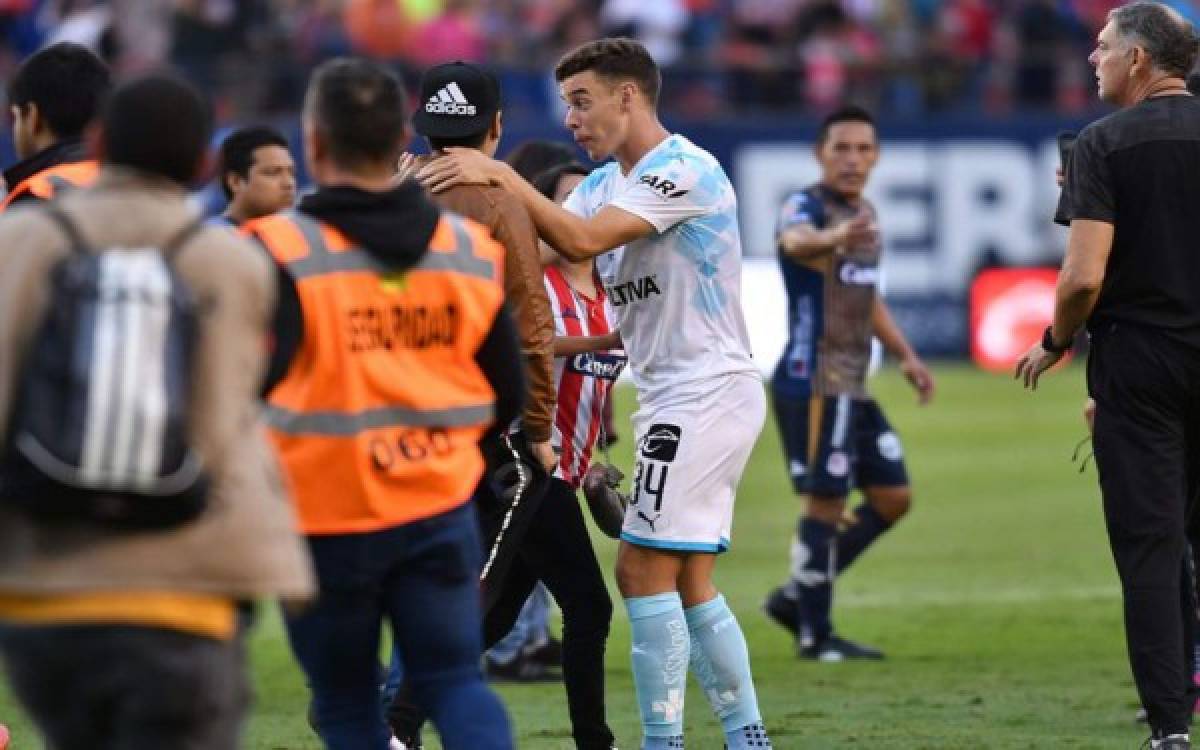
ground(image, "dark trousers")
xmin=1090 ymin=322 xmax=1200 ymax=735
xmin=390 ymin=434 xmax=615 ymax=750
xmin=285 ymin=502 xmax=512 ymax=750
xmin=0 ymin=624 xmax=248 ymax=749
xmin=479 ymin=474 xmax=616 ymax=750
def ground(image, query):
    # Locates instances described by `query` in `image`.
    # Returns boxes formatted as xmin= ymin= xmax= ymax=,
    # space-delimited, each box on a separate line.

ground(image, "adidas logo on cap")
xmin=425 ymin=82 xmax=476 ymax=116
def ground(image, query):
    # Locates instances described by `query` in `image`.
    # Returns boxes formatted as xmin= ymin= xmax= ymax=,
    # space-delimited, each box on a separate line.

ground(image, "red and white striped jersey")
xmin=544 ymin=265 xmax=626 ymax=488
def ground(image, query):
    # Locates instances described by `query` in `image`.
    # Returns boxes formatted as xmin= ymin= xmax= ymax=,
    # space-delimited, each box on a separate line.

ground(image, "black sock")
xmin=791 ymin=517 xmax=836 ymax=642
xmin=836 ymin=504 xmax=893 ymax=574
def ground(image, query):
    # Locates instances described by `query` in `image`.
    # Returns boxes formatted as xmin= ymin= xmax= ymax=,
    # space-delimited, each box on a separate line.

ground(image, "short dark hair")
xmin=1110 ymin=2 xmax=1199 ymax=78
xmin=306 ymin=58 xmax=407 ymax=169
xmin=218 ymin=125 xmax=289 ymax=199
xmin=817 ymin=105 xmax=877 ymax=144
xmin=506 ymin=140 xmax=576 ymax=182
xmin=8 ymin=42 xmax=111 ymax=140
xmin=554 ymin=38 xmax=661 ymax=106
xmin=532 ymin=161 xmax=590 ymax=201
xmin=427 ymin=129 xmax=489 ymax=153
xmin=102 ymin=73 xmax=212 ymax=186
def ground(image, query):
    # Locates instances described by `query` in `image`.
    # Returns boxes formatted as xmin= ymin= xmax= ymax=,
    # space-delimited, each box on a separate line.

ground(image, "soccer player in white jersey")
xmin=419 ymin=38 xmax=772 ymax=750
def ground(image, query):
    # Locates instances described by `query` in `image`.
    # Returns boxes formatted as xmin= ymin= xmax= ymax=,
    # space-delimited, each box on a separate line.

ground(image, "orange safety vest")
xmin=248 ymin=210 xmax=506 ymax=535
xmin=0 ymin=160 xmax=98 ymax=210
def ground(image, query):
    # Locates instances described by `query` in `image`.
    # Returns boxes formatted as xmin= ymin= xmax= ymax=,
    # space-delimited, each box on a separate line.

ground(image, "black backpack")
xmin=0 ymin=205 xmax=210 ymax=529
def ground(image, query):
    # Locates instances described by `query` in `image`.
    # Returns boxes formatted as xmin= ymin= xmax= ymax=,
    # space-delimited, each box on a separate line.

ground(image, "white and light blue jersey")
xmin=562 ymin=134 xmax=757 ymax=407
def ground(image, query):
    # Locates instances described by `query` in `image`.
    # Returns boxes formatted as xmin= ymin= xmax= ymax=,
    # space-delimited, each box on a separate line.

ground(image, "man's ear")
xmin=223 ymin=170 xmax=241 ymax=198
xmin=21 ymin=102 xmax=39 ymax=134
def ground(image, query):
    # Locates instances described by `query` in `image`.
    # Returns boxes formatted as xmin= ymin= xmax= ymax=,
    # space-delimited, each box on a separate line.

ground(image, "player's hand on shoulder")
xmin=393 ymin=152 xmax=421 ymax=185
xmin=416 ymin=147 xmax=504 ymax=193
xmin=900 ymin=356 xmax=935 ymax=405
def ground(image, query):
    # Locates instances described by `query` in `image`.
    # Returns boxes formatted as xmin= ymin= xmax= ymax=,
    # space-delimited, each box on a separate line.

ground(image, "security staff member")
xmin=1 ymin=43 xmax=109 ymax=210
xmin=245 ymin=58 xmax=518 ymax=750
xmin=1017 ymin=4 xmax=1200 ymax=748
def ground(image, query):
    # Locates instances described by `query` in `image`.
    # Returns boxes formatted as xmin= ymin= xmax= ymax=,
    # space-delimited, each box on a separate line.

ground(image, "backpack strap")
xmin=161 ymin=217 xmax=208 ymax=264
xmin=42 ymin=204 xmax=206 ymax=263
xmin=41 ymin=204 xmax=90 ymax=257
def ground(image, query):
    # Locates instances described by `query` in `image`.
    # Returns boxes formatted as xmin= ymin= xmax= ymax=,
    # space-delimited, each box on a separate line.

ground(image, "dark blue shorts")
xmin=772 ymin=392 xmax=909 ymax=497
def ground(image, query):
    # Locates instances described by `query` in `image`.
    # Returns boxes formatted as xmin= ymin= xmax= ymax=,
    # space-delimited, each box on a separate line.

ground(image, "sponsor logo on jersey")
xmin=837 ymin=260 xmax=880 ymax=287
xmin=780 ymin=192 xmax=813 ymax=226
xmin=567 ymin=352 xmax=627 ymax=381
xmin=607 ymin=275 xmax=662 ymax=307
xmin=639 ymin=423 xmax=682 ymax=463
xmin=639 ymin=173 xmax=690 ymax=199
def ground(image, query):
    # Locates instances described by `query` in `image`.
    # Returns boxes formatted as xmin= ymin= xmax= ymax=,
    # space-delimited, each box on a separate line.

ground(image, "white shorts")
xmin=620 ymin=372 xmax=766 ymax=554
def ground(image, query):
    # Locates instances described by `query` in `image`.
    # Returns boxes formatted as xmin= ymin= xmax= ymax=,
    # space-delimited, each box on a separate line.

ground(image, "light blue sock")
xmin=625 ymin=592 xmax=689 ymax=747
xmin=685 ymin=594 xmax=772 ymax=749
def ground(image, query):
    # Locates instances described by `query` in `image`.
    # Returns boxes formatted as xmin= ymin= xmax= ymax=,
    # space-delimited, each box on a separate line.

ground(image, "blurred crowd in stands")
xmin=4 ymin=0 xmax=1197 ymax=121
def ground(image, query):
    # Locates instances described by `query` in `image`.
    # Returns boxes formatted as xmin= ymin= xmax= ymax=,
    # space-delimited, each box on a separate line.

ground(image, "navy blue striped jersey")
xmin=772 ymin=184 xmax=881 ymax=399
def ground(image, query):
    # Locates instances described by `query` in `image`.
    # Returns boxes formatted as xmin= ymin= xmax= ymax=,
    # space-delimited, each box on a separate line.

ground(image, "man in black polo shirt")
xmin=1016 ymin=3 xmax=1200 ymax=748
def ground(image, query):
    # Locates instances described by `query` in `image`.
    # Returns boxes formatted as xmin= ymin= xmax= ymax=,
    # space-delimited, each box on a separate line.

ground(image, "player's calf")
xmin=836 ymin=486 xmax=910 ymax=574
xmin=686 ymin=594 xmax=773 ymax=749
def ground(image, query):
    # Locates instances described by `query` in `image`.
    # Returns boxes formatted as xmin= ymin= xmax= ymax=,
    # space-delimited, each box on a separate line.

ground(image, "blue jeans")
xmin=284 ymin=502 xmax=512 ymax=750
xmin=487 ymin=583 xmax=551 ymax=664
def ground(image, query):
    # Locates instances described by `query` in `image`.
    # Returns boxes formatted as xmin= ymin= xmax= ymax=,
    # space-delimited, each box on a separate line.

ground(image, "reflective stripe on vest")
xmin=264 ymin=402 xmax=494 ymax=436
xmin=280 ymin=212 xmax=496 ymax=282
xmin=0 ymin=161 xmax=99 ymax=210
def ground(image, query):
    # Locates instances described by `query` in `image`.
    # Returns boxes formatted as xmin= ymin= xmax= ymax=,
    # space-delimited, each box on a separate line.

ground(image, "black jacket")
xmin=3 ymin=137 xmax=88 ymax=205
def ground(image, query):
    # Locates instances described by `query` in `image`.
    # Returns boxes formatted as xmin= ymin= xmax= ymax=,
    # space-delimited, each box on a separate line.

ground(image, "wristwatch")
xmin=1042 ymin=325 xmax=1072 ymax=354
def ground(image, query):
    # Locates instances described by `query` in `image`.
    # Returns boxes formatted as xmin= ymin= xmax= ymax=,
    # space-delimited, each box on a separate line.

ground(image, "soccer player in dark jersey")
xmin=764 ymin=106 xmax=934 ymax=661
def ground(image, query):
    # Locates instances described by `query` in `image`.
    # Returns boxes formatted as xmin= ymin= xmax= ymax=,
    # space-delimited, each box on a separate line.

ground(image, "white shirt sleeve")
xmin=562 ymin=180 xmax=589 ymax=218
xmin=608 ymin=157 xmax=714 ymax=234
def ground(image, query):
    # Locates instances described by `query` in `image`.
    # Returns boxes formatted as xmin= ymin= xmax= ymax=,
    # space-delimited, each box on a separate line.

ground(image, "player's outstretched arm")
xmin=871 ymin=296 xmax=934 ymax=404
xmin=780 ymin=215 xmax=873 ymax=260
xmin=417 ymin=147 xmax=654 ymax=260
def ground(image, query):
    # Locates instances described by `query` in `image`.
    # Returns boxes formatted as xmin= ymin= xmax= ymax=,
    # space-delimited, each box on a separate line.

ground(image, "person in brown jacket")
xmin=0 ymin=73 xmax=313 ymax=749
xmin=386 ymin=61 xmax=617 ymax=750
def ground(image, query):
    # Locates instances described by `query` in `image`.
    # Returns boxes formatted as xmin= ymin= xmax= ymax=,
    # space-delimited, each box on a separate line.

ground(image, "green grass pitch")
xmin=0 ymin=364 xmax=1155 ymax=748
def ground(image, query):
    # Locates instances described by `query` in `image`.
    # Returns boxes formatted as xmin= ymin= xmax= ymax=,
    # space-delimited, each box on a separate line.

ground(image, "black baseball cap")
xmin=412 ymin=61 xmax=501 ymax=139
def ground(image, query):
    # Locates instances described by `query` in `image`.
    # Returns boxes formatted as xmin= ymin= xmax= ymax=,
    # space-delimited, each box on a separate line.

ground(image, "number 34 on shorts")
xmin=620 ymin=375 xmax=766 ymax=554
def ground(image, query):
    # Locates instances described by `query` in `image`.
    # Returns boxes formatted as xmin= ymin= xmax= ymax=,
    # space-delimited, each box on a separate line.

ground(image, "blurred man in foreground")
xmin=0 ymin=72 xmax=313 ymax=750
